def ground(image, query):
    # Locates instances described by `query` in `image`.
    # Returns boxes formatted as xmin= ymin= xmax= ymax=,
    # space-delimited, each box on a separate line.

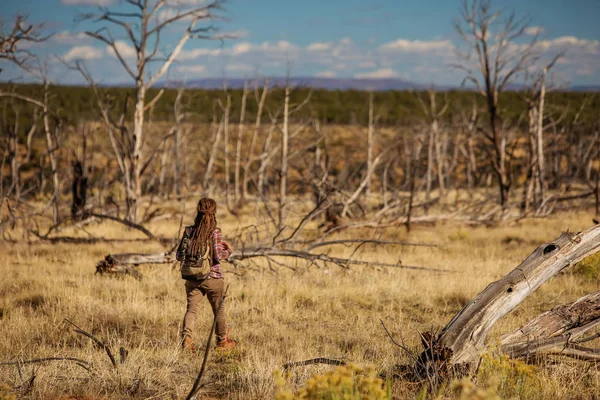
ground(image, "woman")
xmin=176 ymin=198 xmax=235 ymax=353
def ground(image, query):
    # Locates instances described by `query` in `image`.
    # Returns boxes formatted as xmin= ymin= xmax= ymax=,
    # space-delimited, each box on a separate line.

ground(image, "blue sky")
xmin=2 ymin=0 xmax=599 ymax=86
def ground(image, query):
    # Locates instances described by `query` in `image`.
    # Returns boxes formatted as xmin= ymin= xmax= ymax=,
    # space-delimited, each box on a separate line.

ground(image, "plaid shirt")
xmin=210 ymin=228 xmax=231 ymax=279
xmin=176 ymin=227 xmax=231 ymax=279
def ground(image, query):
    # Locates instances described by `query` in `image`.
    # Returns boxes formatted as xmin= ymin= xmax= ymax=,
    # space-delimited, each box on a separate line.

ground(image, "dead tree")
xmin=416 ymin=224 xmax=600 ymax=376
xmin=416 ymin=89 xmax=449 ymax=202
xmin=234 ymin=79 xmax=249 ymax=205
xmin=366 ymin=91 xmax=376 ymax=196
xmin=3 ymin=102 xmax=38 ymax=201
xmin=172 ymin=88 xmax=185 ymax=196
xmin=522 ymin=56 xmax=561 ymax=214
xmin=279 ymin=74 xmax=291 ymax=232
xmin=242 ymin=78 xmax=269 ymax=201
xmin=0 ymin=15 xmax=48 ymax=73
xmin=454 ymin=0 xmax=540 ymax=211
xmin=204 ymin=102 xmax=225 ymax=195
xmin=76 ymin=0 xmax=225 ymax=222
xmin=221 ymin=93 xmax=232 ymax=205
xmin=71 ymin=161 xmax=88 ymax=221
xmin=41 ymin=78 xmax=61 ymax=225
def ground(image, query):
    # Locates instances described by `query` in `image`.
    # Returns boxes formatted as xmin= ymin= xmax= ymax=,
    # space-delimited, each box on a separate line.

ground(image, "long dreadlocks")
xmin=189 ymin=198 xmax=217 ymax=256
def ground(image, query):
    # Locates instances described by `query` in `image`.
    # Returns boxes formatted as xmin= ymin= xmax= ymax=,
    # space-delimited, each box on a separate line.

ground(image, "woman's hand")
xmin=222 ymin=240 xmax=233 ymax=258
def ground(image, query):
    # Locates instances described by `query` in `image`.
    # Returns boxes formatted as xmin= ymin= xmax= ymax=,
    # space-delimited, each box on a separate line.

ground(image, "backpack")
xmin=179 ymin=226 xmax=213 ymax=281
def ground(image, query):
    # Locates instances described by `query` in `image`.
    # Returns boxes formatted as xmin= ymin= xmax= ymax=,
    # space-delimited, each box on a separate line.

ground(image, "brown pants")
xmin=182 ymin=278 xmax=228 ymax=343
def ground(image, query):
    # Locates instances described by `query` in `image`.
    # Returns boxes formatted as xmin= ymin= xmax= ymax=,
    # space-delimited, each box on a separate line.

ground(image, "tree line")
xmin=1 ymin=82 xmax=597 ymax=128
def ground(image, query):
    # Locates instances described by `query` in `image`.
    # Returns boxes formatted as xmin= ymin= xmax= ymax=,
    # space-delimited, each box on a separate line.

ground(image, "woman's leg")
xmin=200 ymin=278 xmax=228 ymax=343
xmin=182 ymin=280 xmax=203 ymax=342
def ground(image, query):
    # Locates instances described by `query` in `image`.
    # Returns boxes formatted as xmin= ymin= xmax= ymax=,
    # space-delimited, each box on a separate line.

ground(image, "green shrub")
xmin=573 ymin=252 xmax=600 ymax=282
xmin=0 ymin=384 xmax=16 ymax=400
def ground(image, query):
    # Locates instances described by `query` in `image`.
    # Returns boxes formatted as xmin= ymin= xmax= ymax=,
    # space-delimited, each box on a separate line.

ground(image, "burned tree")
xmin=454 ymin=0 xmax=540 ymax=211
xmin=75 ymin=0 xmax=226 ymax=222
xmin=71 ymin=161 xmax=88 ymax=221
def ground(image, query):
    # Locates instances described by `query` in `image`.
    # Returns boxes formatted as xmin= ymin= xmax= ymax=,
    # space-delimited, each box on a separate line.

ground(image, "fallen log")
xmin=500 ymin=291 xmax=600 ymax=361
xmin=95 ymin=252 xmax=176 ymax=279
xmin=418 ymin=224 xmax=600 ymax=374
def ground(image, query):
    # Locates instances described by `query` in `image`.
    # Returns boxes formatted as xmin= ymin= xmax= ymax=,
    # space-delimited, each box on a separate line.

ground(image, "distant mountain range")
xmin=157 ymin=77 xmax=600 ymax=92
xmin=161 ymin=77 xmax=444 ymax=91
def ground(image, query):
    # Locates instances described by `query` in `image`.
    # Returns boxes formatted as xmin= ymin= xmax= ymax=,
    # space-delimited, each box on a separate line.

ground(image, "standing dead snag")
xmin=453 ymin=0 xmax=542 ymax=210
xmin=74 ymin=0 xmax=226 ymax=222
xmin=421 ymin=224 xmax=600 ymax=372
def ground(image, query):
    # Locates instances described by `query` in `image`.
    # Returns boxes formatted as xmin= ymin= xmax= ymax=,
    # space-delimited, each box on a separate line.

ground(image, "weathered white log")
xmin=500 ymin=291 xmax=600 ymax=361
xmin=95 ymin=252 xmax=175 ymax=279
xmin=436 ymin=225 xmax=600 ymax=364
xmin=104 ymin=253 xmax=176 ymax=265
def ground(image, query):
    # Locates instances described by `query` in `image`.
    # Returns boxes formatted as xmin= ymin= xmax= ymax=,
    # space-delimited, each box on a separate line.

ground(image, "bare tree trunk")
xmin=223 ymin=94 xmax=232 ymax=207
xmin=278 ymin=83 xmax=290 ymax=231
xmin=172 ymin=88 xmax=184 ymax=196
xmin=311 ymin=118 xmax=327 ymax=205
xmin=234 ymin=80 xmax=248 ymax=205
xmin=426 ymin=127 xmax=433 ymax=205
xmin=522 ymin=106 xmax=537 ymax=213
xmin=43 ymin=82 xmax=60 ymax=225
xmin=366 ymin=91 xmax=374 ymax=196
xmin=242 ymin=78 xmax=268 ymax=201
xmin=129 ymin=79 xmax=146 ymax=223
xmin=257 ymin=119 xmax=276 ymax=196
xmin=7 ymin=111 xmax=20 ymax=201
xmin=433 ymin=119 xmax=446 ymax=196
xmin=204 ymin=106 xmax=224 ymax=195
xmin=159 ymin=139 xmax=170 ymax=198
xmin=536 ymin=67 xmax=547 ymax=205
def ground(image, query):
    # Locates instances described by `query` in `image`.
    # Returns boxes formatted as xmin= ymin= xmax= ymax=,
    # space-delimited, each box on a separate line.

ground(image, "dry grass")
xmin=1 ymin=199 xmax=600 ymax=399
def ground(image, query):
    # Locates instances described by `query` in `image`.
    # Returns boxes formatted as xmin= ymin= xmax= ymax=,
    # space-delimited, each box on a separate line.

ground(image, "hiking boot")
xmin=216 ymin=337 xmax=236 ymax=351
xmin=182 ymin=336 xmax=196 ymax=355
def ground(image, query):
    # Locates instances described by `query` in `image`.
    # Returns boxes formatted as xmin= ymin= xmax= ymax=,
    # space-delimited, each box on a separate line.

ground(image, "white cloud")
xmin=107 ymin=40 xmax=137 ymax=59
xmin=379 ymin=39 xmax=452 ymax=53
xmin=63 ymin=45 xmax=104 ymax=61
xmin=176 ymin=65 xmax=206 ymax=73
xmin=179 ymin=47 xmax=222 ymax=60
xmin=226 ymin=64 xmax=253 ymax=72
xmin=355 ymin=68 xmax=399 ymax=79
xmin=167 ymin=0 xmax=210 ymax=5
xmin=258 ymin=40 xmax=297 ymax=54
xmin=524 ymin=26 xmax=545 ymax=36
xmin=315 ymin=70 xmax=336 ymax=78
xmin=307 ymin=42 xmax=332 ymax=52
xmin=232 ymin=42 xmax=253 ymax=55
xmin=61 ymin=0 xmax=115 ymax=4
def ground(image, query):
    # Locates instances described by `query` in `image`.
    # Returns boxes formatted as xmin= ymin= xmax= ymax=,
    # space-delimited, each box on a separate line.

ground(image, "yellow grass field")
xmin=1 ymin=197 xmax=600 ymax=399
